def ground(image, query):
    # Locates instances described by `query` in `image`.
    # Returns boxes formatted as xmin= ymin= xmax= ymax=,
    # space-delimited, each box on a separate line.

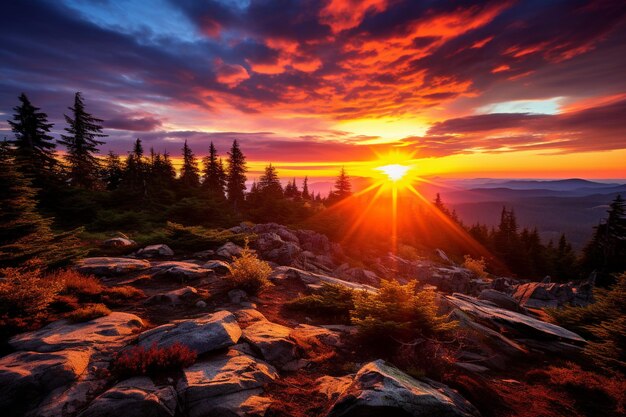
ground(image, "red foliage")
xmin=112 ymin=342 xmax=197 ymax=378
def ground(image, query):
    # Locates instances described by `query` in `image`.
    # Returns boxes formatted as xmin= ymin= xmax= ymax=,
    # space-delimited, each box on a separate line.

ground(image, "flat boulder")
xmin=242 ymin=320 xmax=298 ymax=368
xmin=290 ymin=324 xmax=342 ymax=348
xmin=0 ymin=349 xmax=91 ymax=414
xmin=149 ymin=261 xmax=212 ymax=280
xmin=78 ymin=377 xmax=177 ymax=417
xmin=178 ymin=349 xmax=278 ymax=417
xmin=137 ymin=310 xmax=241 ymax=354
xmin=478 ymin=289 xmax=525 ymax=312
xmin=137 ymin=244 xmax=174 ymax=258
xmin=327 ymin=360 xmax=480 ymax=417
xmin=10 ymin=312 xmax=143 ymax=353
xmin=271 ymin=266 xmax=377 ymax=293
xmin=75 ymin=257 xmax=150 ymax=276
xmin=145 ymin=286 xmax=200 ymax=305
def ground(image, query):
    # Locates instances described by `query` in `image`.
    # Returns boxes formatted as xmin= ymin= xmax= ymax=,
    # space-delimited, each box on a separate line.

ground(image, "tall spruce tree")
xmin=179 ymin=140 xmax=200 ymax=188
xmin=202 ymin=142 xmax=226 ymax=198
xmin=8 ymin=93 xmax=57 ymax=183
xmin=122 ymin=139 xmax=148 ymax=194
xmin=329 ymin=167 xmax=351 ymax=203
xmin=226 ymin=140 xmax=247 ymax=209
xmin=58 ymin=92 xmax=106 ymax=189
xmin=302 ymin=176 xmax=311 ymax=200
xmin=0 ymin=142 xmax=83 ymax=268
xmin=257 ymin=164 xmax=284 ymax=200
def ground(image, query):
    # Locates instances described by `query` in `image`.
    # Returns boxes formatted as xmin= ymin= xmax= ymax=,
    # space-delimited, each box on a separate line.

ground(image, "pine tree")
xmin=226 ymin=140 xmax=247 ymax=209
xmin=302 ymin=176 xmax=311 ymax=200
xmin=121 ymin=139 xmax=148 ymax=195
xmin=102 ymin=151 xmax=123 ymax=190
xmin=7 ymin=93 xmax=57 ymax=182
xmin=202 ymin=142 xmax=226 ymax=198
xmin=58 ymin=92 xmax=106 ymax=189
xmin=0 ymin=143 xmax=83 ymax=268
xmin=179 ymin=140 xmax=200 ymax=188
xmin=257 ymin=164 xmax=284 ymax=199
xmin=329 ymin=167 xmax=351 ymax=203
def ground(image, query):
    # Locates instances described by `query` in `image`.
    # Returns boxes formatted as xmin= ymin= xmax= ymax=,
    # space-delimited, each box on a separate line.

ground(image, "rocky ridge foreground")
xmin=0 ymin=223 xmax=592 ymax=417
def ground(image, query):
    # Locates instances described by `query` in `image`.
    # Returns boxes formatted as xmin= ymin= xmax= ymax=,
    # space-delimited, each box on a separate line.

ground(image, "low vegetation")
xmin=462 ymin=255 xmax=488 ymax=279
xmin=351 ymin=280 xmax=457 ymax=345
xmin=286 ymin=283 xmax=355 ymax=321
xmin=228 ymin=241 xmax=272 ymax=294
xmin=547 ymin=273 xmax=626 ymax=371
xmin=0 ymin=267 xmax=63 ymax=324
xmin=163 ymin=222 xmax=248 ymax=251
xmin=67 ymin=303 xmax=111 ymax=323
xmin=112 ymin=343 xmax=197 ymax=379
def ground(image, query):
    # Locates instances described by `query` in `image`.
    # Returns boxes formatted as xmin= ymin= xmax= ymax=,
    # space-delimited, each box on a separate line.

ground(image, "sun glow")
xmin=377 ymin=164 xmax=410 ymax=182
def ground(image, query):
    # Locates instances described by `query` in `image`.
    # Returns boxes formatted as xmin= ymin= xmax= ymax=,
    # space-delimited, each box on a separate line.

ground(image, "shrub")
xmin=228 ymin=241 xmax=272 ymax=294
xmin=67 ymin=303 xmax=111 ymax=323
xmin=462 ymin=255 xmax=488 ymax=279
xmin=547 ymin=273 xmax=626 ymax=371
xmin=398 ymin=244 xmax=421 ymax=261
xmin=55 ymin=269 xmax=103 ymax=298
xmin=0 ymin=267 xmax=62 ymax=318
xmin=111 ymin=343 xmax=197 ymax=379
xmin=286 ymin=283 xmax=354 ymax=321
xmin=351 ymin=280 xmax=456 ymax=346
xmin=103 ymin=285 xmax=144 ymax=300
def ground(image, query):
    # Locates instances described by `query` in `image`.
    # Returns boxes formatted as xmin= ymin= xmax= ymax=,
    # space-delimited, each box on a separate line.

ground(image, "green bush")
xmin=228 ymin=243 xmax=272 ymax=294
xmin=287 ymin=283 xmax=354 ymax=321
xmin=351 ymin=280 xmax=456 ymax=345
xmin=548 ymin=273 xmax=626 ymax=371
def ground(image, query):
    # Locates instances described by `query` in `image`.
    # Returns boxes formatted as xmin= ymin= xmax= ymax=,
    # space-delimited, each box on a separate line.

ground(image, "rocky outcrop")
xmin=10 ymin=313 xmax=144 ymax=353
xmin=149 ymin=261 xmax=213 ymax=280
xmin=0 ymin=349 xmax=91 ymax=414
xmin=137 ymin=244 xmax=174 ymax=258
xmin=325 ymin=360 xmax=480 ymax=417
xmin=243 ymin=320 xmax=298 ymax=369
xmin=216 ymin=242 xmax=243 ymax=259
xmin=478 ymin=289 xmax=525 ymax=312
xmin=202 ymin=260 xmax=232 ymax=274
xmin=137 ymin=311 xmax=241 ymax=354
xmin=177 ymin=349 xmax=278 ymax=417
xmin=145 ymin=286 xmax=201 ymax=305
xmin=78 ymin=377 xmax=178 ymax=417
xmin=271 ymin=266 xmax=377 ymax=293
xmin=75 ymin=258 xmax=151 ymax=276
xmin=513 ymin=281 xmax=594 ymax=309
xmin=443 ymin=294 xmax=586 ymax=364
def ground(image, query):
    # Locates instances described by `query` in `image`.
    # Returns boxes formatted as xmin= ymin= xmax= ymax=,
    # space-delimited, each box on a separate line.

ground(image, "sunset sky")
xmin=1 ymin=0 xmax=625 ymax=180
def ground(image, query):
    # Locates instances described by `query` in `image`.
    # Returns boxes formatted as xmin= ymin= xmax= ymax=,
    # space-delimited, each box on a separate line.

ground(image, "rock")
xmin=195 ymin=300 xmax=207 ymax=308
xmin=0 ymin=349 xmax=91 ymax=414
xmin=436 ymin=248 xmax=452 ymax=264
xmin=513 ymin=281 xmax=593 ymax=308
xmin=149 ymin=261 xmax=212 ymax=280
xmin=229 ymin=289 xmax=248 ymax=304
xmin=341 ymin=268 xmax=380 ymax=286
xmin=253 ymin=232 xmax=302 ymax=265
xmin=177 ymin=350 xmax=278 ymax=417
xmin=271 ymin=266 xmax=377 ymax=293
xmin=137 ymin=310 xmax=241 ymax=354
xmin=444 ymin=294 xmax=586 ymax=352
xmin=78 ymin=377 xmax=177 ymax=417
xmin=75 ymin=257 xmax=151 ymax=276
xmin=202 ymin=260 xmax=232 ymax=274
xmin=243 ymin=320 xmax=298 ymax=368
xmin=101 ymin=237 xmax=136 ymax=248
xmin=137 ymin=244 xmax=174 ymax=258
xmin=217 ymin=242 xmax=243 ymax=259
xmin=10 ymin=312 xmax=143 ymax=353
xmin=327 ymin=360 xmax=480 ymax=417
xmin=316 ymin=375 xmax=352 ymax=402
xmin=145 ymin=286 xmax=200 ymax=305
xmin=455 ymin=362 xmax=490 ymax=373
xmin=290 ymin=324 xmax=342 ymax=348
xmin=232 ymin=308 xmax=268 ymax=325
xmin=478 ymin=289 xmax=525 ymax=312
xmin=192 ymin=249 xmax=215 ymax=259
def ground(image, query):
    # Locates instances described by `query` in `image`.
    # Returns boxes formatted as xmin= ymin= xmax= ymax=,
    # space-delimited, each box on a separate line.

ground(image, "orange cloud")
xmin=320 ymin=0 xmax=388 ymax=33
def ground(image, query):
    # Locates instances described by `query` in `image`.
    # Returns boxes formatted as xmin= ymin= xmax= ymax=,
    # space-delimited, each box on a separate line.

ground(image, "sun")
xmin=377 ymin=164 xmax=411 ymax=182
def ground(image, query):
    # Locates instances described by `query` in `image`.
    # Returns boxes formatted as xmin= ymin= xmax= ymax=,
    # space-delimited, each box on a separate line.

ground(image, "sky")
xmin=1 ymin=0 xmax=625 ymax=180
